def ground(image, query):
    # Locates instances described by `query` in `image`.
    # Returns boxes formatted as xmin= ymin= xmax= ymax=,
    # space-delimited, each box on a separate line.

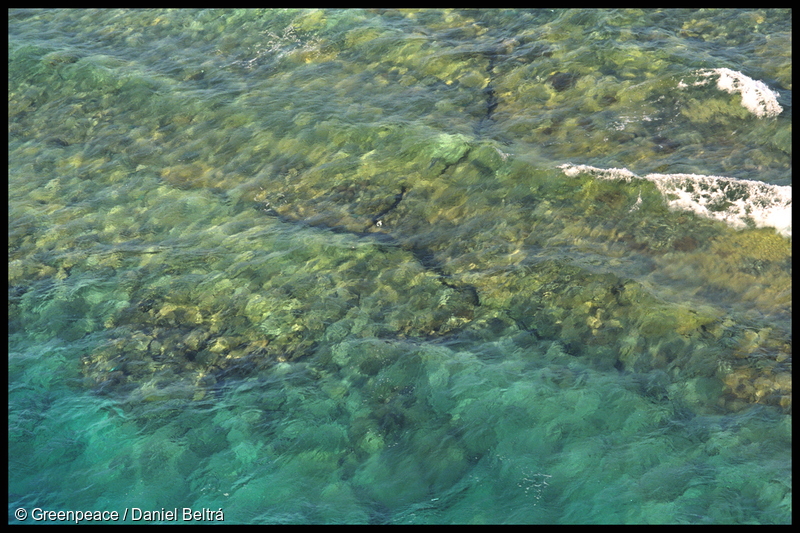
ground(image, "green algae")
xmin=10 ymin=15 xmax=790 ymax=410
xmin=14 ymin=126 xmax=788 ymax=410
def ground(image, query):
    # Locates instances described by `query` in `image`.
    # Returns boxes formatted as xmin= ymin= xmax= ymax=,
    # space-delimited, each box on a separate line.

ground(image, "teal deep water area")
xmin=9 ymin=9 xmax=791 ymax=524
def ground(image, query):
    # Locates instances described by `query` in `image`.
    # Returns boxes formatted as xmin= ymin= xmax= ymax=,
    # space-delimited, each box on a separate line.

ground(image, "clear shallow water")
xmin=8 ymin=9 xmax=791 ymax=524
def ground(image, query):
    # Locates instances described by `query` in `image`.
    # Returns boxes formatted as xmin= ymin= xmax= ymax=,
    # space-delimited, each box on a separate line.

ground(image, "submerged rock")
xmin=547 ymin=71 xmax=580 ymax=92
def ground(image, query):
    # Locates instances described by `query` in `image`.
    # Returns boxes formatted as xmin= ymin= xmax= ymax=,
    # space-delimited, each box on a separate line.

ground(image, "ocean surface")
xmin=8 ymin=9 xmax=791 ymax=524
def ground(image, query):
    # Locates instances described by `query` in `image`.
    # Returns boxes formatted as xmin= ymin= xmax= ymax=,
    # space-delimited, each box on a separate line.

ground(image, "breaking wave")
xmin=560 ymin=164 xmax=792 ymax=238
xmin=679 ymin=68 xmax=784 ymax=119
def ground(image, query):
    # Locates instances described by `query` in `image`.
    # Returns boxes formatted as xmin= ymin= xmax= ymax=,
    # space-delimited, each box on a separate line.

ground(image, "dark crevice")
xmin=474 ymin=50 xmax=499 ymax=137
xmin=367 ymin=185 xmax=407 ymax=230
xmin=258 ymin=187 xmax=481 ymax=309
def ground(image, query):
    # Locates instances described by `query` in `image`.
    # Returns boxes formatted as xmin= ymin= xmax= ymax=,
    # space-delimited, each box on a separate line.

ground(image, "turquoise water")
xmin=8 ymin=9 xmax=791 ymax=524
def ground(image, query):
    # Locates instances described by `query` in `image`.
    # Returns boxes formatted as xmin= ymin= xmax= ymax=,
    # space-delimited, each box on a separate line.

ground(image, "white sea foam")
xmin=559 ymin=164 xmax=792 ymax=238
xmin=687 ymin=68 xmax=783 ymax=118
